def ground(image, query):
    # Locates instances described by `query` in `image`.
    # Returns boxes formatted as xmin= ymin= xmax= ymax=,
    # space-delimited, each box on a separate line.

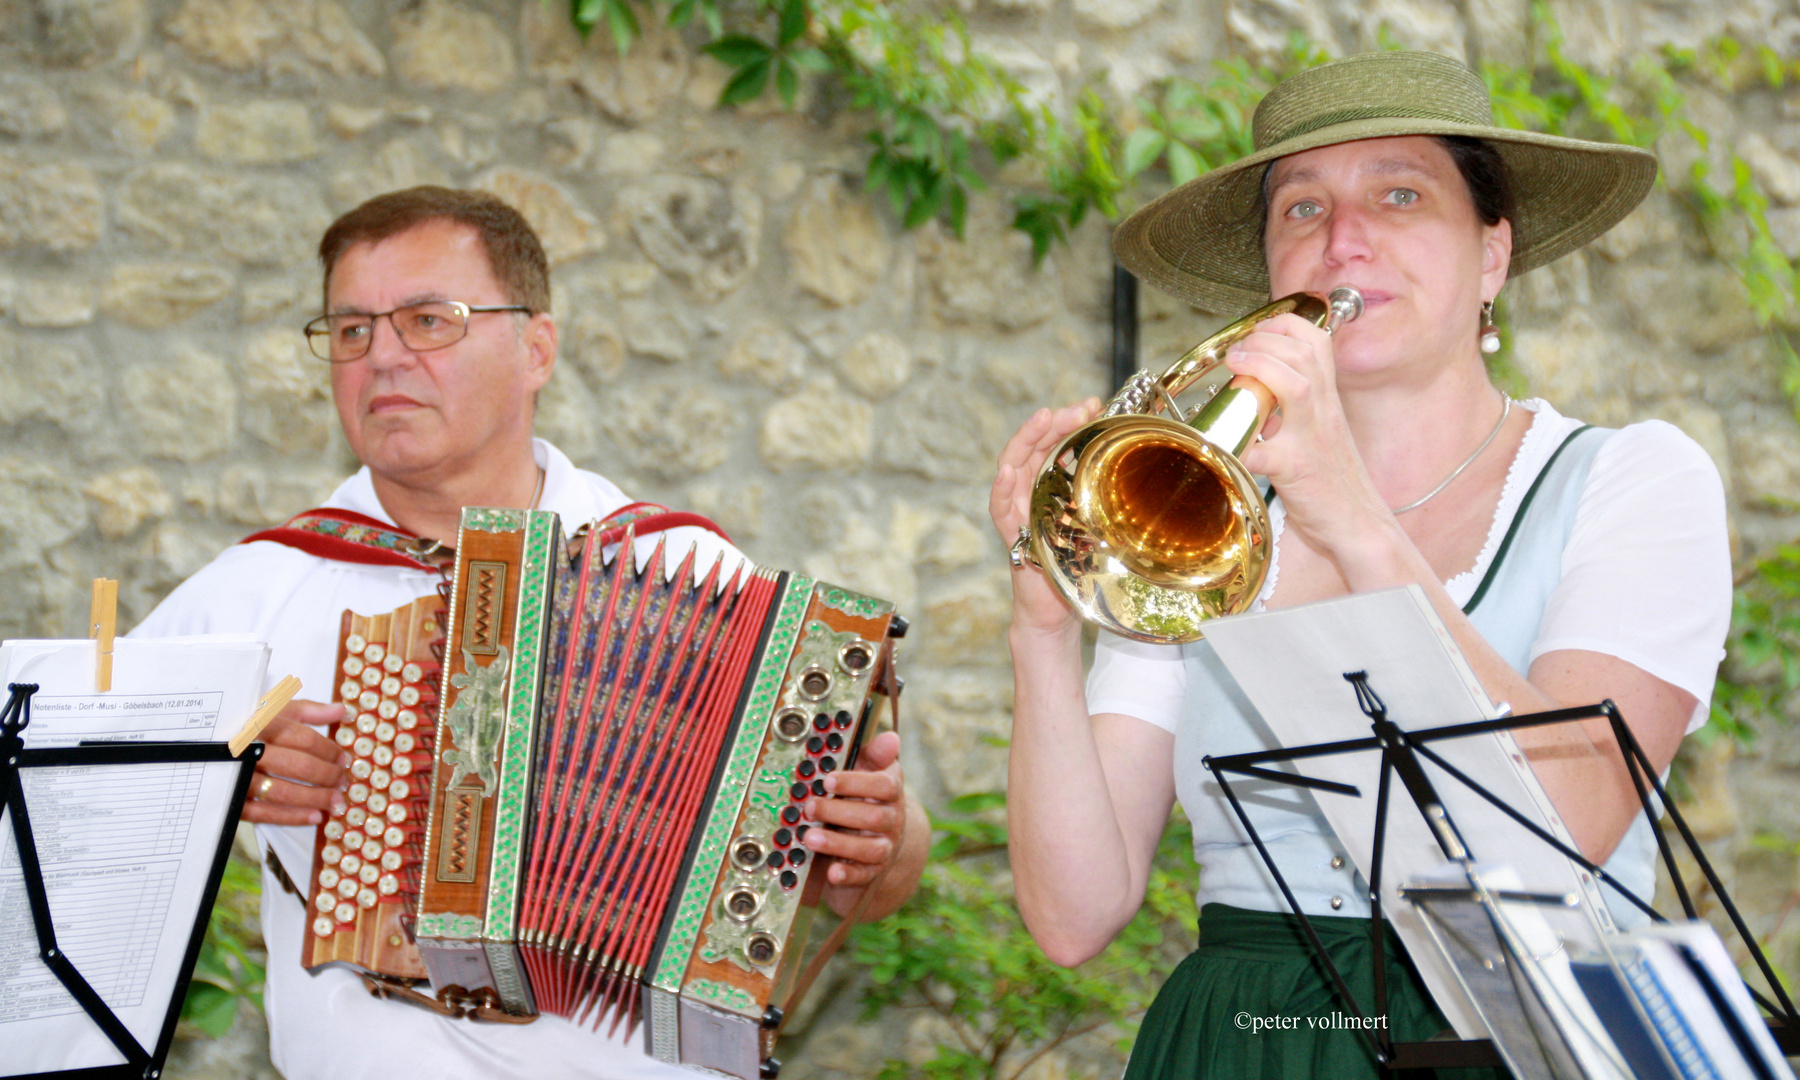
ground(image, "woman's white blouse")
xmin=1087 ymin=400 xmax=1731 ymax=736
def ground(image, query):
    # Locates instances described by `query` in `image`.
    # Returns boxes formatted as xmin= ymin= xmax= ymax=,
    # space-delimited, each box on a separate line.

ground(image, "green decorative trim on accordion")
xmin=650 ymin=572 xmax=816 ymax=995
xmin=483 ymin=510 xmax=558 ymax=956
xmin=686 ymin=978 xmax=758 ymax=1014
xmin=416 ymin=912 xmax=483 ymax=939
xmin=464 ymin=508 xmax=529 ymax=533
xmin=816 ymin=584 xmax=891 ymax=619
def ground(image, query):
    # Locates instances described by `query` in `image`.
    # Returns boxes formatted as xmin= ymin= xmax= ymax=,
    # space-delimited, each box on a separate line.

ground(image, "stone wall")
xmin=3 ymin=0 xmax=1799 ymax=1075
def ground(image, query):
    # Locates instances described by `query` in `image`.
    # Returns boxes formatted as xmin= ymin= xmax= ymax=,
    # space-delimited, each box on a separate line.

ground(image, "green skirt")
xmin=1123 ymin=904 xmax=1509 ymax=1080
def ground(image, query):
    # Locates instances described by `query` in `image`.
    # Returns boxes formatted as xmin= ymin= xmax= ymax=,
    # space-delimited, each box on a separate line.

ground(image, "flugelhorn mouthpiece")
xmin=1326 ymin=286 xmax=1364 ymax=331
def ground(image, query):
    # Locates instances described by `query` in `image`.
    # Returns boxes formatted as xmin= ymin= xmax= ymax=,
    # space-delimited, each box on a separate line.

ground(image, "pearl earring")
xmin=1480 ymin=300 xmax=1501 ymax=355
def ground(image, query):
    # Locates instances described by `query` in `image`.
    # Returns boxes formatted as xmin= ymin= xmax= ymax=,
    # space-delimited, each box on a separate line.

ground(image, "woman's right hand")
xmin=990 ymin=399 xmax=1100 ymax=636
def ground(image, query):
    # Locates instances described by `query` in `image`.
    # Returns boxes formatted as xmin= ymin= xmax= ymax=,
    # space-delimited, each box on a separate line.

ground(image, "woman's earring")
xmin=1480 ymin=300 xmax=1501 ymax=355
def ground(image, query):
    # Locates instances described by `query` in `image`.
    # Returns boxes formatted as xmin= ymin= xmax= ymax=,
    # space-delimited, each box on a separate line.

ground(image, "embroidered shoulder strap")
xmin=589 ymin=501 xmax=733 ymax=549
xmin=241 ymin=508 xmax=439 ymax=572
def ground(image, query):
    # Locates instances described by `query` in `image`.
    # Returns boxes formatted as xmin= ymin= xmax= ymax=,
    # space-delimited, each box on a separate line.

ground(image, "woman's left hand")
xmin=1223 ymin=312 xmax=1389 ymax=555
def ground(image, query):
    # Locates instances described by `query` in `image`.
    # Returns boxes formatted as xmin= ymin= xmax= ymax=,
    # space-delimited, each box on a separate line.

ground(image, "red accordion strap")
xmin=240 ymin=508 xmax=438 ymax=572
xmin=590 ymin=502 xmax=733 ymax=549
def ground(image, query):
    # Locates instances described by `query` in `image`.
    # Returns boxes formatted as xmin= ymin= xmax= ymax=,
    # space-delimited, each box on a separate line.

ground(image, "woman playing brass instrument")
xmin=989 ymin=51 xmax=1731 ymax=1078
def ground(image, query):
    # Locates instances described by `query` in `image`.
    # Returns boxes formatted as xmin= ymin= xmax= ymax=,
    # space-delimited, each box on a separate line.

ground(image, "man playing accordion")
xmin=134 ymin=186 xmax=929 ymax=1080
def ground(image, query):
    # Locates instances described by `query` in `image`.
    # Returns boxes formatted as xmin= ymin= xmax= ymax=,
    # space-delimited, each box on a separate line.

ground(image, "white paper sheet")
xmin=0 ymin=637 xmax=268 ymax=1075
xmin=1200 ymin=586 xmax=1616 ymax=1038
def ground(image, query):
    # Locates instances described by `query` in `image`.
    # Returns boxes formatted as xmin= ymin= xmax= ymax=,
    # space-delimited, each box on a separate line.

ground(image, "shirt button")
xmin=1330 ymin=896 xmax=1344 ymax=910
xmin=1331 ymin=856 xmax=1345 ymax=870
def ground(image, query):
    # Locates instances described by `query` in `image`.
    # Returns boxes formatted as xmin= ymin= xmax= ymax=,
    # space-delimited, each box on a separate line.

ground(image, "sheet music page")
xmin=1199 ymin=585 xmax=1613 ymax=1039
xmin=0 ymin=637 xmax=268 ymax=1075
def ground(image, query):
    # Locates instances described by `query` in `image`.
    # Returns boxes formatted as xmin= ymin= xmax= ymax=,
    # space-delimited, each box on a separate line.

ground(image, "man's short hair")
xmin=319 ymin=186 xmax=551 ymax=314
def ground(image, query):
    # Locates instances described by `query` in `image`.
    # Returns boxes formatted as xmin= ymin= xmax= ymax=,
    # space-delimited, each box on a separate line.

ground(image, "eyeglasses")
xmin=303 ymin=301 xmax=533 ymax=362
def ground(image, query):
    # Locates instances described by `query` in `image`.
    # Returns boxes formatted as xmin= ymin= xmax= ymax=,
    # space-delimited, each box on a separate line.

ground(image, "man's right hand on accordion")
xmin=807 ymin=728 xmax=930 ymax=920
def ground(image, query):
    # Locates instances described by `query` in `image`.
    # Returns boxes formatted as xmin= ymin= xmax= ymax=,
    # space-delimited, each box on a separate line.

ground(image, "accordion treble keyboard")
xmin=302 ymin=596 xmax=444 ymax=978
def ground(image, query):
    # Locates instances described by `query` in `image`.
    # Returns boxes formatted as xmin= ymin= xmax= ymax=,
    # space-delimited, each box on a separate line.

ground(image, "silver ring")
xmin=1008 ymin=527 xmax=1030 ymax=569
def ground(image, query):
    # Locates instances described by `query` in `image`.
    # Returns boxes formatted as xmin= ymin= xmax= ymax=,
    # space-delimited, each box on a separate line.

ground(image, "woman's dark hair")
xmin=1258 ymin=135 xmax=1517 ymax=230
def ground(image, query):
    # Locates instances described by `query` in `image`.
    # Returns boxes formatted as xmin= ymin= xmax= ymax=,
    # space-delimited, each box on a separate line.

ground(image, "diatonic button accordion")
xmin=302 ymin=507 xmax=904 ymax=1080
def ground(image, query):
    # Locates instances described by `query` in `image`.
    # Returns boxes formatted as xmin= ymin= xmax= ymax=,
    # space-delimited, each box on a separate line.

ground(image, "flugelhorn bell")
xmin=1012 ymin=286 xmax=1363 ymax=644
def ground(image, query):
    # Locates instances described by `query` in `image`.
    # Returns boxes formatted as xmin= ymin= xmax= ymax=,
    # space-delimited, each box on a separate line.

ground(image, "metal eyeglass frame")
xmin=303 ymin=301 xmax=533 ymax=362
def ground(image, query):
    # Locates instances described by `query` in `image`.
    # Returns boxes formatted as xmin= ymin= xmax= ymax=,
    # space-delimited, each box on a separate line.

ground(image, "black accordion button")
xmin=813 ymin=713 xmax=831 ymax=732
xmin=810 ymin=778 xmax=827 ymax=796
xmin=795 ymin=823 xmax=810 ymax=840
xmin=779 ymin=870 xmax=797 ymax=890
xmin=788 ymin=848 xmax=807 ymax=866
xmin=789 ymin=781 xmax=809 ymax=800
xmin=773 ymin=828 xmax=792 ymax=847
xmin=825 ymin=732 xmax=844 ymax=752
xmin=834 ymin=710 xmax=853 ymax=729
xmin=781 ymin=806 xmax=802 ymax=825
xmin=767 ymin=850 xmax=785 ymax=869
xmin=796 ymin=760 xmax=816 ymax=779
xmin=818 ymin=756 xmax=837 ymax=773
xmin=807 ymin=736 xmax=825 ymax=755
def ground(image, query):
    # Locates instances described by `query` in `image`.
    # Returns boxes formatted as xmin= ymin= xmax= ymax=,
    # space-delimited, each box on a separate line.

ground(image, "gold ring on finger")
xmin=255 ymin=774 xmax=276 ymax=800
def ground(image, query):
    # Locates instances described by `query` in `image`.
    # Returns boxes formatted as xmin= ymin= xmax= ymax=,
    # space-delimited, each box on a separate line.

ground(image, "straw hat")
xmin=1112 ymin=50 xmax=1658 ymax=313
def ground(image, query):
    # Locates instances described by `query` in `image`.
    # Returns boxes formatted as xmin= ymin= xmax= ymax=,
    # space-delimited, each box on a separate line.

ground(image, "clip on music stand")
xmin=1 ymin=682 xmax=264 ymax=1080
xmin=1202 ymin=672 xmax=1800 ymax=1077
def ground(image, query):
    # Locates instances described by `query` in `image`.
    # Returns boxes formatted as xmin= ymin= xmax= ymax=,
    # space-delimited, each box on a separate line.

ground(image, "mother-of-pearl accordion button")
xmin=381 ymin=676 xmax=402 ymax=697
xmin=353 ymin=736 xmax=375 ymax=758
xmin=358 ymin=690 xmax=380 ymax=711
xmin=385 ymin=802 xmax=407 ymax=823
xmin=340 ymin=679 xmax=361 ymax=701
xmin=360 ymin=666 xmax=382 ymax=688
xmin=339 ymin=852 xmax=362 ymax=875
xmin=335 ymin=877 xmax=359 ymax=899
xmin=356 ymin=712 xmax=378 ymax=735
xmin=372 ymin=745 xmax=394 ymax=768
xmin=391 ymin=756 xmax=413 ymax=776
xmin=350 ymin=759 xmax=372 ymax=781
xmin=357 ymin=887 xmax=378 ymax=909
xmin=334 ymin=901 xmax=357 ymax=923
xmin=347 ymin=783 xmax=369 ymax=804
xmin=383 ymin=652 xmax=404 ymax=674
xmin=345 ymin=807 xmax=367 ymax=827
xmin=377 ymin=699 xmax=399 ymax=720
xmin=398 ymin=686 xmax=420 ymax=707
xmin=380 ymin=849 xmax=403 ymax=872
xmin=383 ymin=826 xmax=405 ymax=847
xmin=345 ymin=633 xmax=367 ymax=654
xmin=401 ymin=663 xmax=423 ymax=683
xmin=335 ymin=726 xmax=356 ymax=748
xmin=323 ymin=820 xmax=345 ymax=840
xmin=366 ymin=792 xmax=389 ymax=814
xmin=387 ymin=779 xmax=409 ymax=801
xmin=378 ymin=873 xmax=400 ymax=895
xmin=361 ymin=839 xmax=383 ymax=861
xmin=320 ymin=844 xmax=344 ymax=865
xmin=314 ymin=916 xmax=336 ymax=937
xmin=363 ymin=643 xmax=385 ymax=665
xmin=370 ymin=768 xmax=391 ymax=790
xmin=395 ymin=709 xmax=418 ymax=730
xmin=314 ymin=890 xmax=336 ymax=913
xmin=375 ymin=722 xmax=396 ymax=743
xmin=342 ymin=656 xmax=364 ymax=677
xmin=343 ymin=830 xmax=365 ymax=850
xmin=358 ymin=863 xmax=380 ymax=885
xmin=318 ymin=867 xmax=341 ymax=890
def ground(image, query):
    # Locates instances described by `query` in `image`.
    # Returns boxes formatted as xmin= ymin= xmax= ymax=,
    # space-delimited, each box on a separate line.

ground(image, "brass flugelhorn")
xmin=1010 ymin=286 xmax=1363 ymax=643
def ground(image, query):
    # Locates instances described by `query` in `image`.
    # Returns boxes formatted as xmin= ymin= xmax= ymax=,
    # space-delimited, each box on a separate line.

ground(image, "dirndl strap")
xmin=1123 ymin=904 xmax=1508 ymax=1080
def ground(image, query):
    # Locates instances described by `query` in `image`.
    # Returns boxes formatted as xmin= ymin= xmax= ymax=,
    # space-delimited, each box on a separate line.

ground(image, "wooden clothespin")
xmin=89 ymin=578 xmax=117 ymax=693
xmin=228 ymin=674 xmax=301 ymax=757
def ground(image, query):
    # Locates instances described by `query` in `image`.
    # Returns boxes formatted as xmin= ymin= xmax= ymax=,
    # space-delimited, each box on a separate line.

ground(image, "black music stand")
xmin=1202 ymin=672 xmax=1800 ymax=1077
xmin=1 ymin=682 xmax=263 ymax=1080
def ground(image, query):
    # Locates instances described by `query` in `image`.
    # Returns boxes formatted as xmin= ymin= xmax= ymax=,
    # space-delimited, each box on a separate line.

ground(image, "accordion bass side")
xmin=395 ymin=506 xmax=902 ymax=1077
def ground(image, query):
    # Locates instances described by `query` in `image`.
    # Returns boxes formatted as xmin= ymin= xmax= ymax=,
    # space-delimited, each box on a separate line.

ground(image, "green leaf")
xmin=182 ymin=982 xmax=241 ymax=1039
xmin=775 ymin=58 xmax=801 ymax=109
xmin=778 ymin=0 xmax=809 ymax=48
xmin=603 ymin=0 xmax=639 ymax=55
xmin=705 ymin=35 xmax=774 ymax=67
xmin=1166 ymin=140 xmax=1203 ymax=186
xmin=719 ymin=57 xmax=773 ymax=105
xmin=1121 ymin=128 xmax=1169 ymax=179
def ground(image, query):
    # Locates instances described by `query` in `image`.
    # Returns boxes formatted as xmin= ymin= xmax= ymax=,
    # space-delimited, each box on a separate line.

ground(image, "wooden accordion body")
xmin=303 ymin=507 xmax=902 ymax=1079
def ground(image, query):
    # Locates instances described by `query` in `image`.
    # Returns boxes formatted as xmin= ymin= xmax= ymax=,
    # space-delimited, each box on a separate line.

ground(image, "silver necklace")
xmin=1392 ymin=392 xmax=1511 ymax=514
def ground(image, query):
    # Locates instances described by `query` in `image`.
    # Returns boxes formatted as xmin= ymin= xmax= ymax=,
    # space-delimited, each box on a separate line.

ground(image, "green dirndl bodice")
xmin=1122 ymin=904 xmax=1509 ymax=1080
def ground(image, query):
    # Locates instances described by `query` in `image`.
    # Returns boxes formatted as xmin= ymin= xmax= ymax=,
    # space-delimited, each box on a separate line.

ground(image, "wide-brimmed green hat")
xmin=1112 ymin=50 xmax=1659 ymax=313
